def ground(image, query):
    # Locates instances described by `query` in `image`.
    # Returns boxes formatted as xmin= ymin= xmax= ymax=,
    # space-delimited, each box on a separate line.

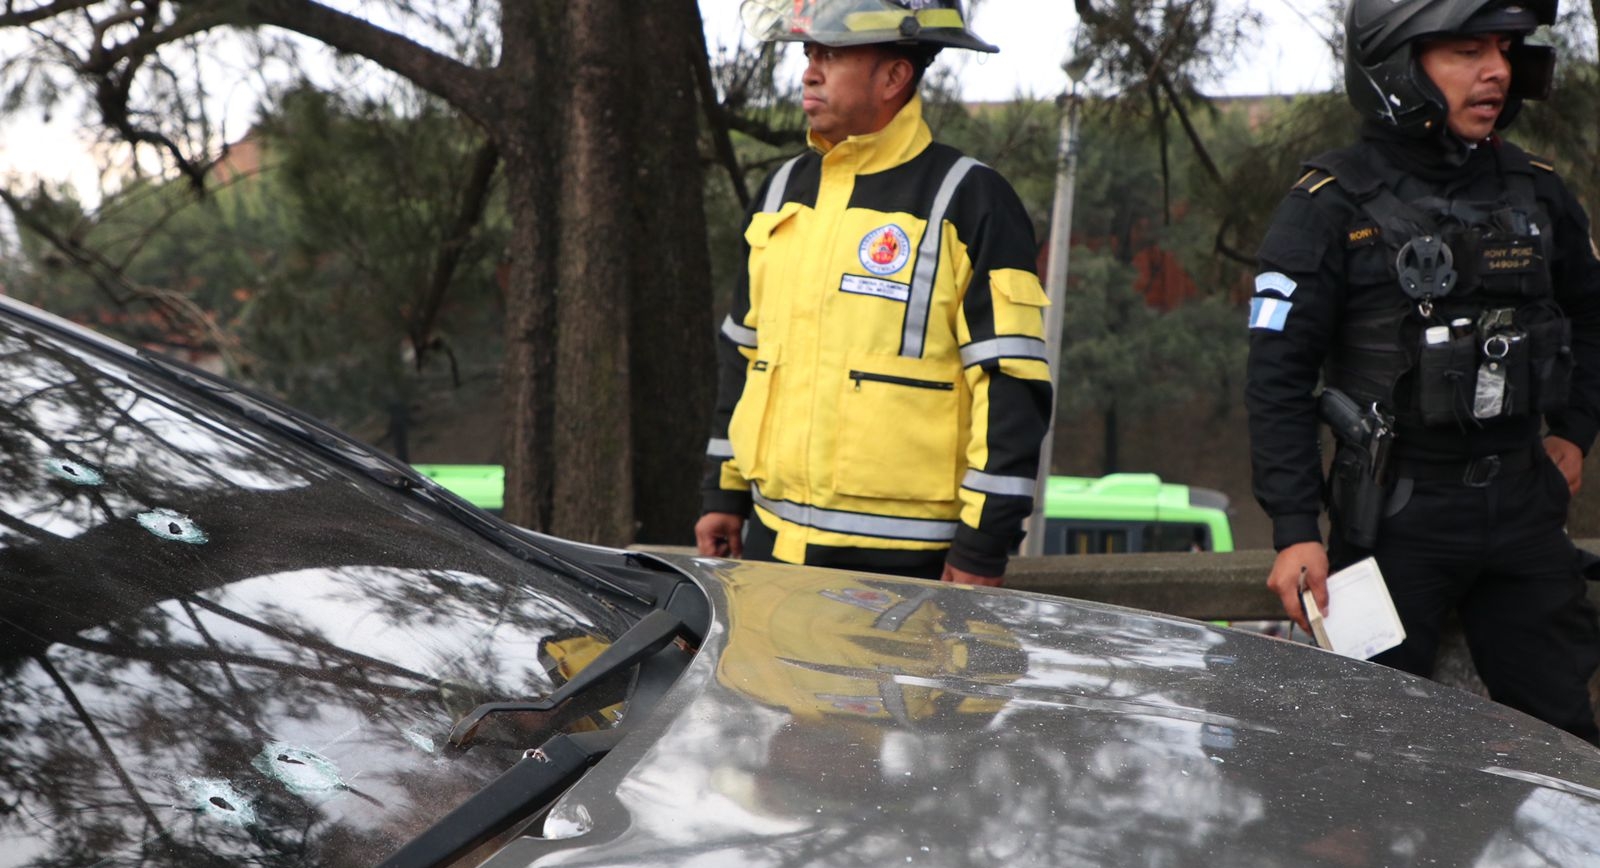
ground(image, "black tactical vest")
xmin=1307 ymin=143 xmax=1571 ymax=429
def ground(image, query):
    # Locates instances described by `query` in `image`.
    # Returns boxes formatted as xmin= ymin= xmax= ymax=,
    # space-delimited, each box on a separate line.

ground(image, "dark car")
xmin=3 ymin=293 xmax=1600 ymax=868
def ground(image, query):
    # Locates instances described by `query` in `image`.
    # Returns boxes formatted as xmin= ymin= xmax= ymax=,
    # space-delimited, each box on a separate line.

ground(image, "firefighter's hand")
xmin=695 ymin=512 xmax=744 ymax=558
xmin=941 ymin=563 xmax=1003 ymax=587
xmin=1544 ymin=435 xmax=1583 ymax=496
xmin=1268 ymin=541 xmax=1327 ymax=634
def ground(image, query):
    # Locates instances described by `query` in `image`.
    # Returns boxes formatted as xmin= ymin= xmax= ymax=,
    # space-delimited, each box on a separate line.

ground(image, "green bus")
xmin=411 ymin=465 xmax=1232 ymax=555
xmin=412 ymin=464 xmax=504 ymax=514
xmin=1043 ymin=473 xmax=1233 ymax=554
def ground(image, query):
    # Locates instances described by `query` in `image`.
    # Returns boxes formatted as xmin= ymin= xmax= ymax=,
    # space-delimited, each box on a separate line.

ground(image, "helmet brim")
xmin=771 ymin=29 xmax=998 ymax=53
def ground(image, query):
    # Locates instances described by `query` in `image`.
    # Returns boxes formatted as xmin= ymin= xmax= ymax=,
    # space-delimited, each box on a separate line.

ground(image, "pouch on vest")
xmin=1528 ymin=316 xmax=1574 ymax=413
xmin=1416 ymin=327 xmax=1477 ymax=426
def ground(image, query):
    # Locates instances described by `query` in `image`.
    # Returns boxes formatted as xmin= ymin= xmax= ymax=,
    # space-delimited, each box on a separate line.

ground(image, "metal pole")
xmin=1020 ymin=81 xmax=1080 ymax=558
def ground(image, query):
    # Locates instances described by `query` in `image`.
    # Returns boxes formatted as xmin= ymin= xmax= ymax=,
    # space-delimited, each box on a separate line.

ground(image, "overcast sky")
xmin=699 ymin=0 xmax=1343 ymax=100
xmin=0 ymin=2 xmax=1340 ymax=199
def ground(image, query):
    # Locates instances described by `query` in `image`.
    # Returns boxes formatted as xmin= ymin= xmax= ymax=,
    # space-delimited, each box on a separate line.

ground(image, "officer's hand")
xmin=1267 ymin=541 xmax=1328 ymax=634
xmin=941 ymin=563 xmax=1003 ymax=587
xmin=1544 ymin=435 xmax=1584 ymax=496
xmin=695 ymin=512 xmax=744 ymax=558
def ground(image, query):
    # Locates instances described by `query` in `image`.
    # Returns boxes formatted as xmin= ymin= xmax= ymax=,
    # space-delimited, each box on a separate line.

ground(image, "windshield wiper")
xmin=445 ymin=607 xmax=694 ymax=747
xmin=380 ymin=602 xmax=702 ymax=868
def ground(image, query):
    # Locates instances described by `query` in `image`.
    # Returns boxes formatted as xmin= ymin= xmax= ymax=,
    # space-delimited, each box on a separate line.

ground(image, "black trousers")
xmin=742 ymin=513 xmax=947 ymax=581
xmin=1332 ymin=454 xmax=1600 ymax=744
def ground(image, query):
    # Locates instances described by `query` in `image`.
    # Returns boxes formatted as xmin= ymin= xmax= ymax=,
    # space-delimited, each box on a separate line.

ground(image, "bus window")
xmin=1048 ymin=522 xmax=1132 ymax=555
xmin=1144 ymin=523 xmax=1210 ymax=553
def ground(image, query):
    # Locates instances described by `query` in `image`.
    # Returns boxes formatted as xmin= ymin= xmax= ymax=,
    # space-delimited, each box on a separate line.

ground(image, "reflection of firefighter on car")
xmin=704 ymin=565 xmax=1028 ymax=824
xmin=714 ymin=567 xmax=1026 ymax=727
xmin=536 ymin=632 xmax=625 ymax=732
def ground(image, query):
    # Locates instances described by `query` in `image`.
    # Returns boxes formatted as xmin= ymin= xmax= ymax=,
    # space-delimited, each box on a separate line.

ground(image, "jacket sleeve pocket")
xmin=833 ymin=350 xmax=960 ymax=502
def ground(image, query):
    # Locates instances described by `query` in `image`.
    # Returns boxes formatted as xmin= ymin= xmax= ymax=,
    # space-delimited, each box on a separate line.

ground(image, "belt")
xmin=1392 ymin=447 xmax=1539 ymax=487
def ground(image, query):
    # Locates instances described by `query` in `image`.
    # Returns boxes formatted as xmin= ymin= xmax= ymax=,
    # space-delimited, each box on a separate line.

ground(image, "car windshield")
xmin=0 ymin=310 xmax=634 ymax=866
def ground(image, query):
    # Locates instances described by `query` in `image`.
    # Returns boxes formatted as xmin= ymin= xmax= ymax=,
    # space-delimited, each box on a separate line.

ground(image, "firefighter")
xmin=696 ymin=0 xmax=1053 ymax=586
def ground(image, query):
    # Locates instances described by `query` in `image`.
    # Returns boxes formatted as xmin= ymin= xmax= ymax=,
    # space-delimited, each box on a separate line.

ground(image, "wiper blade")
xmin=377 ymin=729 xmax=624 ymax=868
xmin=389 ymin=603 xmax=702 ymax=868
xmin=447 ymin=607 xmax=695 ymax=747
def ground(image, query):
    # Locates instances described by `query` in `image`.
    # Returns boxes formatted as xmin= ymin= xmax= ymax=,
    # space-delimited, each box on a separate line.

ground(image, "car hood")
xmin=484 ymin=555 xmax=1600 ymax=868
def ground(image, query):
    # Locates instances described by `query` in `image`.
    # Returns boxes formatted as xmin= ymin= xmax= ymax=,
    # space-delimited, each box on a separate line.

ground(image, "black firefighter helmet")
xmin=1344 ymin=0 xmax=1556 ymax=136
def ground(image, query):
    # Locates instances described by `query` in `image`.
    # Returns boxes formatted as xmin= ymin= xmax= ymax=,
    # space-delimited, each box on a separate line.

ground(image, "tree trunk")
xmin=496 ymin=0 xmax=713 ymax=545
xmin=498 ymin=2 xmax=564 ymax=531
xmin=549 ymin=1 xmax=636 ymax=545
xmin=627 ymin=0 xmax=715 ymax=545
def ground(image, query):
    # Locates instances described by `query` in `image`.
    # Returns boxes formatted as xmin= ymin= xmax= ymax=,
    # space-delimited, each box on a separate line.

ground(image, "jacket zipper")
xmin=848 ymin=370 xmax=955 ymax=391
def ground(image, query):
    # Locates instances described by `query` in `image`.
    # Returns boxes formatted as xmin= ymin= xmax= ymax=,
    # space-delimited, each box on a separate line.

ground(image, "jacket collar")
xmin=807 ymin=94 xmax=933 ymax=174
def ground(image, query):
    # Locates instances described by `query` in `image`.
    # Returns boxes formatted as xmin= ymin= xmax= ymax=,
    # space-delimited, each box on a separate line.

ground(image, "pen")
xmin=1297 ymin=565 xmax=1310 ymax=631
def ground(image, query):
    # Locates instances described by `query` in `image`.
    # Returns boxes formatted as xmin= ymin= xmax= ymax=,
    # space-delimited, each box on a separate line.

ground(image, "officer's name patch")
xmin=1481 ymin=242 xmax=1537 ymax=273
xmin=1249 ymin=297 xmax=1292 ymax=331
xmin=1254 ymin=271 xmax=1297 ymax=298
xmin=840 ymin=274 xmax=911 ymax=303
xmin=859 ymin=224 xmax=912 ymax=275
xmin=1346 ymin=223 xmax=1381 ymax=247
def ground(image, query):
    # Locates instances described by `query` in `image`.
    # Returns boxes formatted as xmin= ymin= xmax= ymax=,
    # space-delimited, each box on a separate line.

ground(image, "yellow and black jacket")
xmin=701 ymin=96 xmax=1052 ymax=575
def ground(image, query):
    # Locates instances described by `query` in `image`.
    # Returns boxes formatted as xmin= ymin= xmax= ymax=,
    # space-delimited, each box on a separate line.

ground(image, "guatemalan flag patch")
xmin=1249 ymin=297 xmax=1292 ymax=331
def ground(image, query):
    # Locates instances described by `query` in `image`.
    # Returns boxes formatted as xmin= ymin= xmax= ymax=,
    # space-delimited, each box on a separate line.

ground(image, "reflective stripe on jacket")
xmin=701 ymin=96 xmax=1052 ymax=575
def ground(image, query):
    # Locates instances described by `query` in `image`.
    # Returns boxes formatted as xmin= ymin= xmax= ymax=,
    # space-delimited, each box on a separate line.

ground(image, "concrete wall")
xmin=1009 ymin=546 xmax=1600 ymax=730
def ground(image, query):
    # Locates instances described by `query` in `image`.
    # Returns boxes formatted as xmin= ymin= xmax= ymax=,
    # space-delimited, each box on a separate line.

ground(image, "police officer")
xmin=695 ymin=0 xmax=1052 ymax=586
xmin=1247 ymin=0 xmax=1600 ymax=743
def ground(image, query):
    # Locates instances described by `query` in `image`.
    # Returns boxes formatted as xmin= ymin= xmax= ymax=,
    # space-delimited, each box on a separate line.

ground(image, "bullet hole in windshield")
xmin=44 ymin=458 xmax=103 ymax=486
xmin=181 ymin=778 xmax=257 ymax=827
xmin=403 ymin=728 xmax=438 ymax=754
xmin=253 ymin=743 xmax=344 ymax=797
xmin=135 ymin=508 xmax=209 ymax=544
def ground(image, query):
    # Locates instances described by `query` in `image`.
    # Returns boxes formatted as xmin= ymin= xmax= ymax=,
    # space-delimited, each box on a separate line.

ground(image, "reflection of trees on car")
xmin=0 ymin=316 xmax=631 ymax=865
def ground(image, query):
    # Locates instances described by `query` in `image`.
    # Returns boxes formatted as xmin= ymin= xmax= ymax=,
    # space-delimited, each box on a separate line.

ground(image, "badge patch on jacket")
xmin=859 ymin=225 xmax=912 ymax=275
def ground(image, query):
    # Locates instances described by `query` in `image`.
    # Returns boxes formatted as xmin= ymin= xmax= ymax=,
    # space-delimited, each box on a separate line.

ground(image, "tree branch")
xmin=1073 ymin=0 xmax=1223 ymax=184
xmin=0 ymin=184 xmax=247 ymax=365
xmin=689 ymin=10 xmax=750 ymax=209
xmin=86 ymin=6 xmax=234 ymax=72
xmin=238 ymin=0 xmax=495 ymax=125
xmin=0 ymin=0 xmax=95 ymax=27
xmin=414 ymin=137 xmax=499 ymax=369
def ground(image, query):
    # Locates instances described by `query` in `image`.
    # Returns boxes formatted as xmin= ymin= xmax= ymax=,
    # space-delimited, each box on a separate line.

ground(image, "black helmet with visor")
xmin=1344 ymin=0 xmax=1556 ymax=136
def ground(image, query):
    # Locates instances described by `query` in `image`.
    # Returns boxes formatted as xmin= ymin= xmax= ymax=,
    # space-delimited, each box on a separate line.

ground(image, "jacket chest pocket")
xmin=729 ymin=343 xmax=782 ymax=481
xmin=833 ymin=351 xmax=959 ymax=502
